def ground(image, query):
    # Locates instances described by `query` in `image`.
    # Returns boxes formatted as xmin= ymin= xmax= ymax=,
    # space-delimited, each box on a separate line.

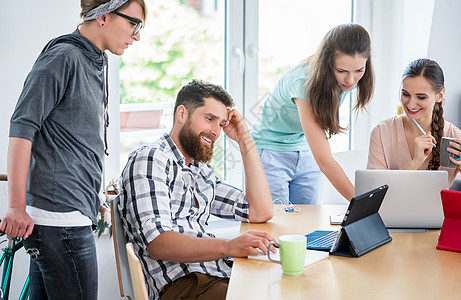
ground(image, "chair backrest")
xmin=320 ymin=150 xmax=368 ymax=205
xmin=126 ymin=243 xmax=149 ymax=300
xmin=111 ymin=196 xmax=134 ymax=299
xmin=450 ymin=178 xmax=461 ymax=191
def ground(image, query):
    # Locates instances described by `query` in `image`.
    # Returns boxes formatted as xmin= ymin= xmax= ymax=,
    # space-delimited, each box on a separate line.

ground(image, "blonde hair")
xmin=304 ymin=23 xmax=374 ymax=137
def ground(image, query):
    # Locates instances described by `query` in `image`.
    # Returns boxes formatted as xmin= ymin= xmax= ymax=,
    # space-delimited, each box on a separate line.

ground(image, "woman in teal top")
xmin=252 ymin=23 xmax=374 ymax=204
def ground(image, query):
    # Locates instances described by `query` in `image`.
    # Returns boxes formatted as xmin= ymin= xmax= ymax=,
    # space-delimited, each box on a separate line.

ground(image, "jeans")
xmin=258 ymin=149 xmax=323 ymax=204
xmin=23 ymin=225 xmax=98 ymax=300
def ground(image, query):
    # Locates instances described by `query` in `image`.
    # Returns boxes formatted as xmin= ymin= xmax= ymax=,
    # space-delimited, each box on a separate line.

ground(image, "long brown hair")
xmin=402 ymin=58 xmax=445 ymax=170
xmin=304 ymin=23 xmax=374 ymax=137
xmin=80 ymin=0 xmax=147 ymax=21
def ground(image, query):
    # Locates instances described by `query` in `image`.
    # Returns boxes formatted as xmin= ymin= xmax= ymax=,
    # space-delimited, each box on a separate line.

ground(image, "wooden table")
xmin=226 ymin=205 xmax=461 ymax=299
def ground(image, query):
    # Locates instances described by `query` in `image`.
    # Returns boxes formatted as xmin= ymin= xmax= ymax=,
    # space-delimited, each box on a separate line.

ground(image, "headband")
xmin=83 ymin=0 xmax=129 ymax=21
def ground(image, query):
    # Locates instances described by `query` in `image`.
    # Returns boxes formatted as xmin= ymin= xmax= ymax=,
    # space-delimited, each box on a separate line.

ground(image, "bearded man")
xmin=117 ymin=80 xmax=275 ymax=300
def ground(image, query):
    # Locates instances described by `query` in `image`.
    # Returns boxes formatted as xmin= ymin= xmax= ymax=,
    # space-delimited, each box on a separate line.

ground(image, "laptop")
xmin=355 ymin=170 xmax=448 ymax=229
xmin=306 ymin=185 xmax=388 ymax=251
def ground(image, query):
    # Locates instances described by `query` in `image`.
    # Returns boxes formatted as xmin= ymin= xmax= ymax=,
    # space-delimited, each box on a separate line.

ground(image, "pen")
xmin=411 ymin=119 xmax=436 ymax=148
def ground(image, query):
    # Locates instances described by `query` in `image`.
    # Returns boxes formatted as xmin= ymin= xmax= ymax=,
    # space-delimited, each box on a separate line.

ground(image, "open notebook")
xmin=247 ymin=249 xmax=329 ymax=267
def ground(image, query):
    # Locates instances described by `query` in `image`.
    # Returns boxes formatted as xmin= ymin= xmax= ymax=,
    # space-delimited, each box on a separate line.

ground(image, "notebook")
xmin=247 ymin=249 xmax=329 ymax=266
xmin=355 ymin=170 xmax=448 ymax=229
xmin=306 ymin=185 xmax=389 ymax=251
xmin=436 ymin=189 xmax=461 ymax=252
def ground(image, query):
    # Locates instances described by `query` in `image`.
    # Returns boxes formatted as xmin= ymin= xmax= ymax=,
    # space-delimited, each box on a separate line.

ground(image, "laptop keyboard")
xmin=306 ymin=231 xmax=338 ymax=249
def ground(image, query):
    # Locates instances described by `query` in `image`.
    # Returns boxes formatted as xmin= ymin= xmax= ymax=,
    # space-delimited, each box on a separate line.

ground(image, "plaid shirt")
xmin=118 ymin=133 xmax=249 ymax=299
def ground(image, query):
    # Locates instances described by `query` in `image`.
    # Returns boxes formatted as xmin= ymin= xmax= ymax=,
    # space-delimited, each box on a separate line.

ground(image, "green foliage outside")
xmin=120 ymin=0 xmax=224 ymax=104
xmin=119 ymin=0 xmax=225 ymax=175
xmin=118 ymin=0 xmax=290 ymax=177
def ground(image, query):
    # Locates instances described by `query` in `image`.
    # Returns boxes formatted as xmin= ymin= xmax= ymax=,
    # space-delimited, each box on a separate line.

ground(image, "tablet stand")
xmin=436 ymin=190 xmax=461 ymax=252
xmin=331 ymin=212 xmax=392 ymax=257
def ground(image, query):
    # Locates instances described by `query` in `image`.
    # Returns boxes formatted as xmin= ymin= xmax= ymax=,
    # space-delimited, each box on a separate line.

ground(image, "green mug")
xmin=267 ymin=235 xmax=306 ymax=275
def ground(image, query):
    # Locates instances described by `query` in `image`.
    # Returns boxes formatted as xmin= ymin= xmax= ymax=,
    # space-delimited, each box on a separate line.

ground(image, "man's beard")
xmin=178 ymin=119 xmax=215 ymax=163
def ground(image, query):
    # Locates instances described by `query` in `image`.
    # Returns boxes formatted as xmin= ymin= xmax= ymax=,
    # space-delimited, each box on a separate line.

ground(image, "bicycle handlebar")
xmin=0 ymin=175 xmax=6 ymax=236
xmin=0 ymin=174 xmax=6 ymax=235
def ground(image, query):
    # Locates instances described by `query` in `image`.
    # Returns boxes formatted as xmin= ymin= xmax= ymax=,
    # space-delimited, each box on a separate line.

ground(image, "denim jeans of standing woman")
xmin=23 ymin=225 xmax=97 ymax=300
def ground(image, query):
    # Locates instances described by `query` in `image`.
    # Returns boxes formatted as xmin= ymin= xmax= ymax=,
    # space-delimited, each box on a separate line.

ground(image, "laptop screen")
xmin=355 ymin=170 xmax=448 ymax=229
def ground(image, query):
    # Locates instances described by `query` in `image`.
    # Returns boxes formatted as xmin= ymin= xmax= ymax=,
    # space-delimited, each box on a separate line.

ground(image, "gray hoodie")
xmin=10 ymin=29 xmax=108 ymax=225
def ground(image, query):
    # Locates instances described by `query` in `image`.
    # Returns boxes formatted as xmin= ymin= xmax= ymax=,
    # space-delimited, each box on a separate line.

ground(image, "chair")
xmin=126 ymin=243 xmax=149 ymax=300
xmin=111 ymin=196 xmax=134 ymax=299
xmin=450 ymin=178 xmax=461 ymax=191
xmin=320 ymin=150 xmax=369 ymax=205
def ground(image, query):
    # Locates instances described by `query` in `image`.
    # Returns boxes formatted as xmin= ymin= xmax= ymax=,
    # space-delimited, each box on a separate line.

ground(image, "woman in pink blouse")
xmin=368 ymin=58 xmax=461 ymax=187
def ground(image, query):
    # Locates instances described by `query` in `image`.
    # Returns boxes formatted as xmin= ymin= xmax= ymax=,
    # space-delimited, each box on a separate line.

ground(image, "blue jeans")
xmin=258 ymin=149 xmax=323 ymax=204
xmin=23 ymin=225 xmax=98 ymax=300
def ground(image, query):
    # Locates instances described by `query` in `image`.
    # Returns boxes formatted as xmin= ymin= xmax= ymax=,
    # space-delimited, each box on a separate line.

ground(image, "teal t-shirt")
xmin=251 ymin=65 xmax=355 ymax=151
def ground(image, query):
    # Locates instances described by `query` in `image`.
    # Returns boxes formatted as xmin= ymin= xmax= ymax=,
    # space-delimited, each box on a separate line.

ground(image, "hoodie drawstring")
xmin=103 ymin=55 xmax=109 ymax=156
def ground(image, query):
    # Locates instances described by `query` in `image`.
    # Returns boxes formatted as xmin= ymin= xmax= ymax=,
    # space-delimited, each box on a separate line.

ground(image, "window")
xmin=255 ymin=0 xmax=353 ymax=152
xmin=114 ymin=0 xmax=353 ymax=187
xmin=119 ymin=0 xmax=226 ymax=176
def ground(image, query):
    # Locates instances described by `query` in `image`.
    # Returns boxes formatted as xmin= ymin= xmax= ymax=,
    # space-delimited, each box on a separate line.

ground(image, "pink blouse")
xmin=367 ymin=115 xmax=461 ymax=187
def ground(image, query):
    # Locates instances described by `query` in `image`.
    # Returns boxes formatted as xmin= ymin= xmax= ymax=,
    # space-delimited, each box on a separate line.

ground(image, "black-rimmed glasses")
xmin=112 ymin=11 xmax=143 ymax=36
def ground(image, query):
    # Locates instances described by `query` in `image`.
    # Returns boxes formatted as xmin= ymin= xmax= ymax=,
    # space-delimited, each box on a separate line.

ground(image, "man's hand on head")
xmin=222 ymin=109 xmax=244 ymax=141
xmin=223 ymin=109 xmax=255 ymax=153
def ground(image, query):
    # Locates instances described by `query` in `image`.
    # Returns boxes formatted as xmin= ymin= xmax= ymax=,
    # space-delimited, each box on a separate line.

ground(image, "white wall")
xmin=352 ymin=0 xmax=435 ymax=150
xmin=353 ymin=0 xmax=460 ymax=151
xmin=0 ymin=2 xmax=78 ymax=172
xmin=0 ymin=2 xmax=119 ymax=300
xmin=427 ymin=0 xmax=461 ymax=127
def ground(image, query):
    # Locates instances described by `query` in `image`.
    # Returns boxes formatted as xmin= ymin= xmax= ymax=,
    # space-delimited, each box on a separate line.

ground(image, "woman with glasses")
xmin=0 ymin=0 xmax=146 ymax=299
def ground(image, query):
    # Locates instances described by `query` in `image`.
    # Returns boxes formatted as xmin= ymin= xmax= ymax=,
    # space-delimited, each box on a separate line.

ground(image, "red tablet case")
xmin=436 ymin=190 xmax=461 ymax=252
